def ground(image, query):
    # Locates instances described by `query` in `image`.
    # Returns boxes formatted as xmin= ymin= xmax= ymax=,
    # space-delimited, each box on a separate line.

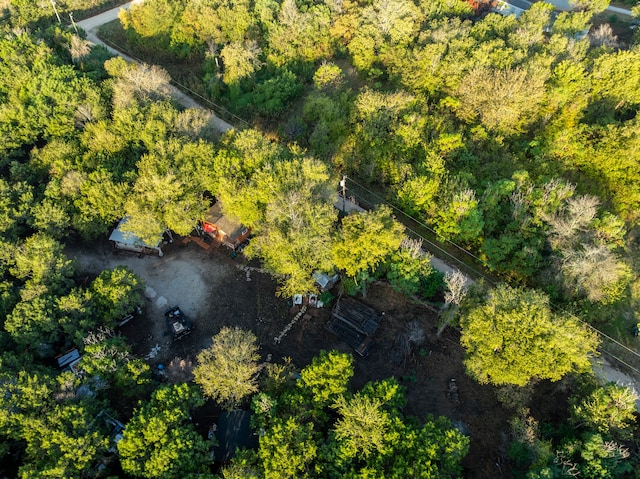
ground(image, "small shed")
xmin=109 ymin=217 xmax=164 ymax=257
xmin=201 ymin=203 xmax=251 ymax=250
xmin=313 ymin=271 xmax=340 ymax=292
xmin=493 ymin=0 xmax=531 ymax=17
xmin=326 ymin=298 xmax=384 ymax=356
xmin=212 ymin=410 xmax=257 ymax=462
xmin=56 ymin=348 xmax=82 ymax=373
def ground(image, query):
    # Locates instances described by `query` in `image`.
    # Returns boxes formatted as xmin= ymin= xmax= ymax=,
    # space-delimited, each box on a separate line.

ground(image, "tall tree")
xmin=220 ymin=157 xmax=337 ymax=296
xmin=333 ymin=206 xmax=404 ymax=287
xmin=194 ymin=327 xmax=261 ymax=409
xmin=460 ymin=284 xmax=599 ymax=386
xmin=118 ymin=384 xmax=209 ymax=479
xmin=89 ymin=266 xmax=145 ymax=326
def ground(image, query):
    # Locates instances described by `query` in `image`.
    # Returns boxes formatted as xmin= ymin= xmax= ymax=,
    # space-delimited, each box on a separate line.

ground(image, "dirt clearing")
xmin=67 ymin=237 xmax=513 ymax=478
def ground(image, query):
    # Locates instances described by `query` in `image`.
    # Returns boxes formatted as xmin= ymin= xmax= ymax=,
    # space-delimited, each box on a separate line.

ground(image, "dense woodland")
xmin=1 ymin=0 xmax=640 ymax=477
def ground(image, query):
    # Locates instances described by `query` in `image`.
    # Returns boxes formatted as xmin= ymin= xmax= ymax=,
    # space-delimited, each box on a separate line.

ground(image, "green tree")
xmin=258 ymin=417 xmax=318 ymax=479
xmin=10 ymin=234 xmax=74 ymax=291
xmin=570 ymin=383 xmax=638 ymax=438
xmin=433 ymin=180 xmax=484 ymax=245
xmin=333 ymin=206 xmax=404 ymax=287
xmin=89 ymin=266 xmax=145 ymax=327
xmin=118 ymin=384 xmax=209 ymax=479
xmin=194 ymin=327 xmax=261 ymax=409
xmin=345 ymin=89 xmax=423 ymax=184
xmin=299 ymin=350 xmax=353 ymax=408
xmin=0 ymin=31 xmax=102 ymax=155
xmin=0 ymin=357 xmax=55 ymax=439
xmin=221 ymin=41 xmax=262 ymax=89
xmin=332 ymin=392 xmax=392 ymax=459
xmin=453 ymin=66 xmax=548 ymax=136
xmin=220 ymin=157 xmax=337 ymax=296
xmin=531 ymin=434 xmax=634 ymax=478
xmin=383 ymin=238 xmax=444 ymax=298
xmin=18 ymin=402 xmax=108 ymax=479
xmin=123 ymin=139 xmax=212 ymax=244
xmin=5 ymin=292 xmax=61 ymax=353
xmin=265 ymin=0 xmax=334 ymax=67
xmin=80 ymin=336 xmax=152 ymax=398
xmin=460 ymin=284 xmax=599 ymax=386
xmin=236 ymin=353 xmax=469 ymax=477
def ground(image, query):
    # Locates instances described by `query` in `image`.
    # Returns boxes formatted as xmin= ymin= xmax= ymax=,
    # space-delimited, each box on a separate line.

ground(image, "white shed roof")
xmin=108 ymin=217 xmax=162 ymax=249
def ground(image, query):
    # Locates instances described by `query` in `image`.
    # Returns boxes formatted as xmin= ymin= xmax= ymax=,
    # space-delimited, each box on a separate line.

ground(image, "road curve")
xmin=77 ymin=1 xmax=233 ymax=134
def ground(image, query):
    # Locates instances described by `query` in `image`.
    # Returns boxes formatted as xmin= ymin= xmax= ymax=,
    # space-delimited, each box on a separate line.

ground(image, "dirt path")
xmin=76 ymin=1 xmax=233 ymax=134
xmin=592 ymin=357 xmax=640 ymax=411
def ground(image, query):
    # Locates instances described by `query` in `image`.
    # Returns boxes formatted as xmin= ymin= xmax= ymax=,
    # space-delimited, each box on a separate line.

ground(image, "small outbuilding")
xmin=109 ymin=217 xmax=164 ymax=257
xmin=201 ymin=203 xmax=251 ymax=250
xmin=326 ymin=298 xmax=384 ymax=357
xmin=56 ymin=348 xmax=82 ymax=374
xmin=313 ymin=271 xmax=340 ymax=292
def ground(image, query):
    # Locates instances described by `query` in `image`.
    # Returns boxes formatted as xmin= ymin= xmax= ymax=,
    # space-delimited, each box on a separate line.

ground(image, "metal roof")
xmin=108 ymin=217 xmax=162 ymax=248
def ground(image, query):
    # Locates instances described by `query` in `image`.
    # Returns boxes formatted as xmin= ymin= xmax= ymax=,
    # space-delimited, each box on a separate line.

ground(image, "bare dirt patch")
xmin=67 ymin=238 xmax=512 ymax=478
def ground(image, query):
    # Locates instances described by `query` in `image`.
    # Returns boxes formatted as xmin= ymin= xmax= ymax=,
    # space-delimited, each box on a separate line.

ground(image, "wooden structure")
xmin=56 ymin=348 xmax=82 ymax=373
xmin=201 ymin=203 xmax=250 ymax=250
xmin=326 ymin=298 xmax=384 ymax=356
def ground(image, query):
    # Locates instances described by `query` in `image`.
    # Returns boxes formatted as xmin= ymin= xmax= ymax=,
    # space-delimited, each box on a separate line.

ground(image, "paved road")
xmin=77 ymin=0 xmax=233 ymax=134
xmin=545 ymin=0 xmax=632 ymax=15
xmin=76 ymin=0 xmax=640 ymax=394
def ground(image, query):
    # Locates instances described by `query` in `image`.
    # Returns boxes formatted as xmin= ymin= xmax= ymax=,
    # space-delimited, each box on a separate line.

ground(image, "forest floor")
xmin=68 ymin=236 xmax=520 ymax=478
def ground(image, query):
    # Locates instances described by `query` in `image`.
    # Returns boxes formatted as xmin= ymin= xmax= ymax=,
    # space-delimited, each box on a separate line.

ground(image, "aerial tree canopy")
xmin=118 ymin=384 xmax=209 ymax=479
xmin=460 ymin=284 xmax=599 ymax=386
xmin=333 ymin=205 xmax=404 ymax=281
xmin=194 ymin=327 xmax=261 ymax=409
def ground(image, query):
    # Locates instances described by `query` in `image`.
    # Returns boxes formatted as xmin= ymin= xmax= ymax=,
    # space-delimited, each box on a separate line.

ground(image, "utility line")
xmin=600 ymin=349 xmax=640 ymax=376
xmin=341 ymin=176 xmax=640 ymax=364
xmin=346 ymin=176 xmax=489 ymax=265
xmin=64 ymin=16 xmax=640 ymax=371
xmin=89 ymin=35 xmax=252 ymax=128
xmin=92 ymin=32 xmax=640 ymax=368
xmin=343 ymin=184 xmax=492 ymax=282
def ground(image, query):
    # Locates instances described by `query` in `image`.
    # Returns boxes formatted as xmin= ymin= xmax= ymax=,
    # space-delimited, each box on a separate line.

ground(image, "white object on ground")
xmin=144 ymin=286 xmax=157 ymax=299
xmin=145 ymin=344 xmax=161 ymax=360
xmin=156 ymin=296 xmax=168 ymax=308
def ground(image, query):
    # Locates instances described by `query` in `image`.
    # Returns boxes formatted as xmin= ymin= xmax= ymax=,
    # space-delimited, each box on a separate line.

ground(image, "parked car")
xmin=164 ymin=306 xmax=194 ymax=340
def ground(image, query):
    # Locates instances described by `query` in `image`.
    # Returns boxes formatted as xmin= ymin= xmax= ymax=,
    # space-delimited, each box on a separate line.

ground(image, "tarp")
xmin=203 ymin=203 xmax=248 ymax=242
